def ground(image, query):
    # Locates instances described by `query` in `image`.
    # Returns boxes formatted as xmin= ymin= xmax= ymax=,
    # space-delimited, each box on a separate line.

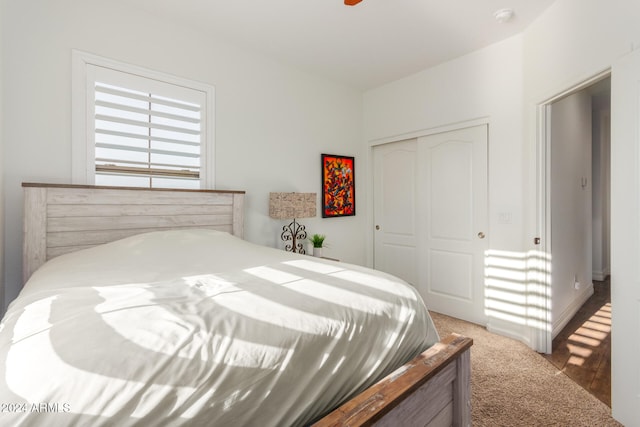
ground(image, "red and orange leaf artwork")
xmin=322 ymin=155 xmax=355 ymax=217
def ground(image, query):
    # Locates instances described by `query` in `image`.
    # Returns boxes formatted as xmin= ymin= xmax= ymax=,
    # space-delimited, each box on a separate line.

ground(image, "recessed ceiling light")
xmin=494 ymin=8 xmax=515 ymax=23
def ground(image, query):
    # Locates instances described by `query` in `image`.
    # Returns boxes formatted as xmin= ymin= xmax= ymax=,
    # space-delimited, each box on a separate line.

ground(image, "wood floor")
xmin=543 ymin=278 xmax=612 ymax=406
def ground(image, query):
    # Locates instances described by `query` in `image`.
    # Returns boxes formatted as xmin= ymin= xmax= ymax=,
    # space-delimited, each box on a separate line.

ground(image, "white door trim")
xmin=368 ymin=117 xmax=490 ymax=148
xmin=534 ymin=70 xmax=611 ymax=354
xmin=610 ymin=48 xmax=640 ymax=426
xmin=532 ymin=102 xmax=553 ymax=353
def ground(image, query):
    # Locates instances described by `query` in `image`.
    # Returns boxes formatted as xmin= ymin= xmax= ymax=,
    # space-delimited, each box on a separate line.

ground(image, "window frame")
xmin=71 ymin=50 xmax=215 ymax=188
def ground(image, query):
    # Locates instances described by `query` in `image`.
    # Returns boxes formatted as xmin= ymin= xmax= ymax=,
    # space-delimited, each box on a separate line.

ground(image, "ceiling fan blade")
xmin=344 ymin=0 xmax=363 ymax=5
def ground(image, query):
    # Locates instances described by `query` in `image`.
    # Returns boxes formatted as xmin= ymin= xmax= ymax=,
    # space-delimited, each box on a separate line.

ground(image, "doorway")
xmin=549 ymin=77 xmax=610 ymax=338
xmin=540 ymin=75 xmax=611 ymax=401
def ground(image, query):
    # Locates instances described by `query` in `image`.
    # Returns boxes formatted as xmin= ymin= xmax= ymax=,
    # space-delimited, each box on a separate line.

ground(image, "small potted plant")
xmin=309 ymin=234 xmax=326 ymax=257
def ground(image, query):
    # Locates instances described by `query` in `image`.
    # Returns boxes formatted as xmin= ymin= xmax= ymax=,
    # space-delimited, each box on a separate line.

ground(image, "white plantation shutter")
xmin=72 ymin=52 xmax=214 ymax=189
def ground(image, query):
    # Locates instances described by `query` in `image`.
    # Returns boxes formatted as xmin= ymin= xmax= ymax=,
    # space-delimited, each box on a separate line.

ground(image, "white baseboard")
xmin=592 ymin=268 xmax=610 ymax=281
xmin=552 ymin=283 xmax=594 ymax=338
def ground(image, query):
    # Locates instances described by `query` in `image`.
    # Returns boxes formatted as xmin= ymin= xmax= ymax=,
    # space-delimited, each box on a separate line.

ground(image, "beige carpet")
xmin=430 ymin=312 xmax=622 ymax=427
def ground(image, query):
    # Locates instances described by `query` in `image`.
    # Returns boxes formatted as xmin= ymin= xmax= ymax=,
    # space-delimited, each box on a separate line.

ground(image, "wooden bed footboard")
xmin=314 ymin=333 xmax=473 ymax=427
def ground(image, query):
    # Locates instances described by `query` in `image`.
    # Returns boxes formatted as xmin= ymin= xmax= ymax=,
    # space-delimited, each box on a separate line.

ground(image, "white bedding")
xmin=0 ymin=230 xmax=439 ymax=426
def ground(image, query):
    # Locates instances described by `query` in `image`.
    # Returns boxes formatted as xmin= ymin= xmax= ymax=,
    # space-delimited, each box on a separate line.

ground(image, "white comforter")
xmin=0 ymin=230 xmax=438 ymax=426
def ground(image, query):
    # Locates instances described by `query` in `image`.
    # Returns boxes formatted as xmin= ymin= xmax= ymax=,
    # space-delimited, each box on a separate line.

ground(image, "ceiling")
xmin=126 ymin=0 xmax=557 ymax=90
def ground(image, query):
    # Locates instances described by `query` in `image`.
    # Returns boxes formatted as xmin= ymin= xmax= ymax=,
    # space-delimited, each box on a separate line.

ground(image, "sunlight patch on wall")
xmin=484 ymin=249 xmax=552 ymax=332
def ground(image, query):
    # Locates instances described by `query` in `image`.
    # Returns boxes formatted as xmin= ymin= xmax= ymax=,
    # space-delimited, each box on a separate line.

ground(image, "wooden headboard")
xmin=22 ymin=183 xmax=245 ymax=283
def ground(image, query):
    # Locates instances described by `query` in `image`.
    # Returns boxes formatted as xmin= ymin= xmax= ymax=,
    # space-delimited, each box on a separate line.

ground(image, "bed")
xmin=0 ymin=183 xmax=472 ymax=426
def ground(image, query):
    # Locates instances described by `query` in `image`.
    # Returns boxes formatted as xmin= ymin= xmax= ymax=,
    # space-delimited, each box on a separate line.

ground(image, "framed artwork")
xmin=321 ymin=154 xmax=355 ymax=218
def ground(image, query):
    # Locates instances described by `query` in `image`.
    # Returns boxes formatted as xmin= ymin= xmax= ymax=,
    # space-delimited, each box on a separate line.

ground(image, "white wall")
xmin=1 ymin=0 xmax=364 ymax=311
xmin=549 ymin=90 xmax=593 ymax=333
xmin=591 ymin=89 xmax=611 ymax=281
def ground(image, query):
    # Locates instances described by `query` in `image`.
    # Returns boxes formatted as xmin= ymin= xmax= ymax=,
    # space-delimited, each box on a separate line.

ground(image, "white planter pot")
xmin=312 ymin=247 xmax=323 ymax=258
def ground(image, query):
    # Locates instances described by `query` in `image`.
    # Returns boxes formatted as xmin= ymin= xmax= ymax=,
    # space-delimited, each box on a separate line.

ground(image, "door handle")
xmin=477 ymin=232 xmax=485 ymax=239
xmin=375 ymin=225 xmax=381 ymax=230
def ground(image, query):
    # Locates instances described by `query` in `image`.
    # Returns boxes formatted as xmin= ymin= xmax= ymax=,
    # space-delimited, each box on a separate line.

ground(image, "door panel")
xmin=430 ymin=141 xmax=473 ymax=240
xmin=373 ymin=140 xmax=418 ymax=285
xmin=419 ymin=126 xmax=488 ymax=325
xmin=429 ymin=250 xmax=473 ymax=300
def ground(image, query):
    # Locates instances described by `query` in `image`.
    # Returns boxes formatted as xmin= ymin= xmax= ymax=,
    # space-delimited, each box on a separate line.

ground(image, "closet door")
xmin=372 ymin=139 xmax=418 ymax=286
xmin=418 ymin=125 xmax=488 ymax=325
xmin=373 ymin=126 xmax=488 ymax=325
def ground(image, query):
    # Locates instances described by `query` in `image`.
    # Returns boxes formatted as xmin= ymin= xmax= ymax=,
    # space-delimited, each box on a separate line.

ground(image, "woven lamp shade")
xmin=269 ymin=192 xmax=316 ymax=219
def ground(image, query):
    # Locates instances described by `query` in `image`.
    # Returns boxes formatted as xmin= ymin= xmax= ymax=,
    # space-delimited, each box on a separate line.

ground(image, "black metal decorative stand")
xmin=281 ymin=219 xmax=307 ymax=254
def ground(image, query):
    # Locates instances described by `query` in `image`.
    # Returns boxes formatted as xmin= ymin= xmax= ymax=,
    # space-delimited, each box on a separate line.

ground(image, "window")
xmin=72 ymin=51 xmax=214 ymax=188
